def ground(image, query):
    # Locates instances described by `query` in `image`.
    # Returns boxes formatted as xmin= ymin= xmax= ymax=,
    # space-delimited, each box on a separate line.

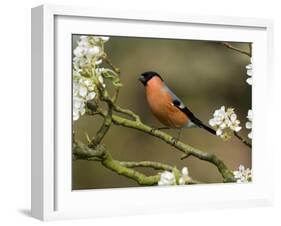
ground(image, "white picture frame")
xmin=31 ymin=4 xmax=274 ymax=221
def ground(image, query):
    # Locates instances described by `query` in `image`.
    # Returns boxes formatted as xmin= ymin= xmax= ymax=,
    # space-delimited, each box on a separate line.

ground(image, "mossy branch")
xmin=88 ymin=90 xmax=113 ymax=148
xmin=73 ymin=139 xmax=198 ymax=185
xmin=120 ymin=161 xmax=174 ymax=171
xmin=113 ymin=104 xmax=141 ymax=122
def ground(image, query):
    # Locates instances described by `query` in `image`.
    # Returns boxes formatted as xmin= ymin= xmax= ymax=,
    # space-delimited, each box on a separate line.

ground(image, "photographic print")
xmin=72 ymin=35 xmax=252 ymax=190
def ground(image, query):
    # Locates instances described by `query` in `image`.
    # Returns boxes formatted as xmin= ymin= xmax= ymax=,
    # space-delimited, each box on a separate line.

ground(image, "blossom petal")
xmin=246 ymin=77 xmax=252 ymax=85
xmin=245 ymin=122 xmax=252 ymax=129
xmin=209 ymin=118 xmax=216 ymax=126
xmin=79 ymin=86 xmax=88 ymax=97
xmin=216 ymin=129 xmax=222 ymax=136
xmin=234 ymin=126 xmax=242 ymax=132
xmin=182 ymin=167 xmax=189 ymax=176
xmin=248 ymin=131 xmax=252 ymax=139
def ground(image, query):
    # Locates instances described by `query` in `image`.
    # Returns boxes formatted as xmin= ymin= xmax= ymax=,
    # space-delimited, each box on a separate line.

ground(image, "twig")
xmin=180 ymin=153 xmax=191 ymax=160
xmin=102 ymin=54 xmax=121 ymax=103
xmin=88 ymin=91 xmax=113 ymax=148
xmin=223 ymin=42 xmax=251 ymax=57
xmin=102 ymin=54 xmax=120 ymax=74
xmin=249 ymin=43 xmax=252 ymax=57
xmin=233 ymin=132 xmax=252 ymax=148
xmin=113 ymin=104 xmax=141 ymax=122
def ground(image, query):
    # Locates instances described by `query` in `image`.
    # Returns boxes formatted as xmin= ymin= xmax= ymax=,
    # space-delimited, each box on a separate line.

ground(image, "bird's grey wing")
xmin=163 ymin=83 xmax=206 ymax=128
xmin=163 ymin=83 xmax=216 ymax=134
xmin=162 ymin=83 xmax=196 ymax=119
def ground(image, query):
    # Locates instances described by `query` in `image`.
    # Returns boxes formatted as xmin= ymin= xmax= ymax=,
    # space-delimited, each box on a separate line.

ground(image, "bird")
xmin=138 ymin=71 xmax=216 ymax=140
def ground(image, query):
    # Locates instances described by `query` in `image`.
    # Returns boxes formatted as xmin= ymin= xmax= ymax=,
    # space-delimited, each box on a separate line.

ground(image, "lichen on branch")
xmin=73 ymin=139 xmax=198 ymax=185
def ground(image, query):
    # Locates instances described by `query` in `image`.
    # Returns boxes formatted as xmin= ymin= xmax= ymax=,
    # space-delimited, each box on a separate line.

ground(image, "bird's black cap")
xmin=138 ymin=71 xmax=163 ymax=86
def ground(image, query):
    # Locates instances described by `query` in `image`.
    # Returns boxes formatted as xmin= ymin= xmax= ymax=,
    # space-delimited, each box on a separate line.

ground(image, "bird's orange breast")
xmin=145 ymin=77 xmax=188 ymax=128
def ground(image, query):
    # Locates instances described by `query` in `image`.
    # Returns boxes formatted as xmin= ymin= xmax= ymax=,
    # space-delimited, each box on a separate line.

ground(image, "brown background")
xmin=72 ymin=35 xmax=252 ymax=189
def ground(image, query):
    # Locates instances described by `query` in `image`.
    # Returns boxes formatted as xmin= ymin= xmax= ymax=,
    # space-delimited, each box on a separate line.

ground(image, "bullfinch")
xmin=138 ymin=71 xmax=216 ymax=137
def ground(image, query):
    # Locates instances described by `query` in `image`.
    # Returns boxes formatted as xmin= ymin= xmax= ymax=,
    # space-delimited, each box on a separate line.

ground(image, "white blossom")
xmin=246 ymin=58 xmax=253 ymax=85
xmin=100 ymin=36 xmax=110 ymax=42
xmin=179 ymin=167 xmax=191 ymax=185
xmin=233 ymin=165 xmax=252 ymax=183
xmin=158 ymin=167 xmax=190 ymax=186
xmin=209 ymin=106 xmax=241 ymax=138
xmin=73 ymin=97 xmax=85 ymax=121
xmin=86 ymin=46 xmax=100 ymax=57
xmin=95 ymin=59 xmax=103 ymax=65
xmin=209 ymin=106 xmax=227 ymax=128
xmin=73 ymin=36 xmax=107 ymax=71
xmin=98 ymin=75 xmax=106 ymax=88
xmin=158 ymin=171 xmax=176 ymax=186
xmin=229 ymin=113 xmax=242 ymax=132
xmin=246 ymin=109 xmax=252 ymax=139
xmin=72 ymin=35 xmax=110 ymax=121
xmin=73 ymin=75 xmax=97 ymax=121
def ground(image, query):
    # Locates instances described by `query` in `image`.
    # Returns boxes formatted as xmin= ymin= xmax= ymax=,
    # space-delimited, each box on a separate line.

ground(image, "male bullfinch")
xmin=138 ymin=71 xmax=216 ymax=137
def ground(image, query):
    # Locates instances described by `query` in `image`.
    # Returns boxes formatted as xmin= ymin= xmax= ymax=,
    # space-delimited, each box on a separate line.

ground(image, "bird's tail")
xmin=200 ymin=123 xmax=217 ymax=135
xmin=192 ymin=118 xmax=217 ymax=135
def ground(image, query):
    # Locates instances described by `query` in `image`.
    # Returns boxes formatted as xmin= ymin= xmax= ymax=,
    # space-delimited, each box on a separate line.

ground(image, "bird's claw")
xmin=171 ymin=137 xmax=179 ymax=145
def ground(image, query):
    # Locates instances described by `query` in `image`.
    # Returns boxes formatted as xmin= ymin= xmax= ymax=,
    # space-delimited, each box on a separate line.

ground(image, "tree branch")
xmin=223 ymin=42 xmax=251 ymax=57
xmin=120 ymin=161 xmax=174 ymax=171
xmin=120 ymin=161 xmax=201 ymax=184
xmin=88 ymin=91 xmax=113 ymax=148
xmin=73 ymin=139 xmax=198 ymax=185
xmin=249 ymin=43 xmax=252 ymax=57
xmin=234 ymin=132 xmax=252 ymax=148
xmin=74 ymin=140 xmax=159 ymax=185
xmin=113 ymin=104 xmax=141 ymax=122
xmin=102 ymin=53 xmax=120 ymax=74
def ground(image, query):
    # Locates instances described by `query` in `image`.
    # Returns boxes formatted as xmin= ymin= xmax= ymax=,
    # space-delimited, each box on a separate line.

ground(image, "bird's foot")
xmin=171 ymin=137 xmax=179 ymax=145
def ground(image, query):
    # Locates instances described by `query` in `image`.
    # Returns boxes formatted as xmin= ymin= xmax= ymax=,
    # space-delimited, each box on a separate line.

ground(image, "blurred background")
xmin=72 ymin=35 xmax=252 ymax=189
